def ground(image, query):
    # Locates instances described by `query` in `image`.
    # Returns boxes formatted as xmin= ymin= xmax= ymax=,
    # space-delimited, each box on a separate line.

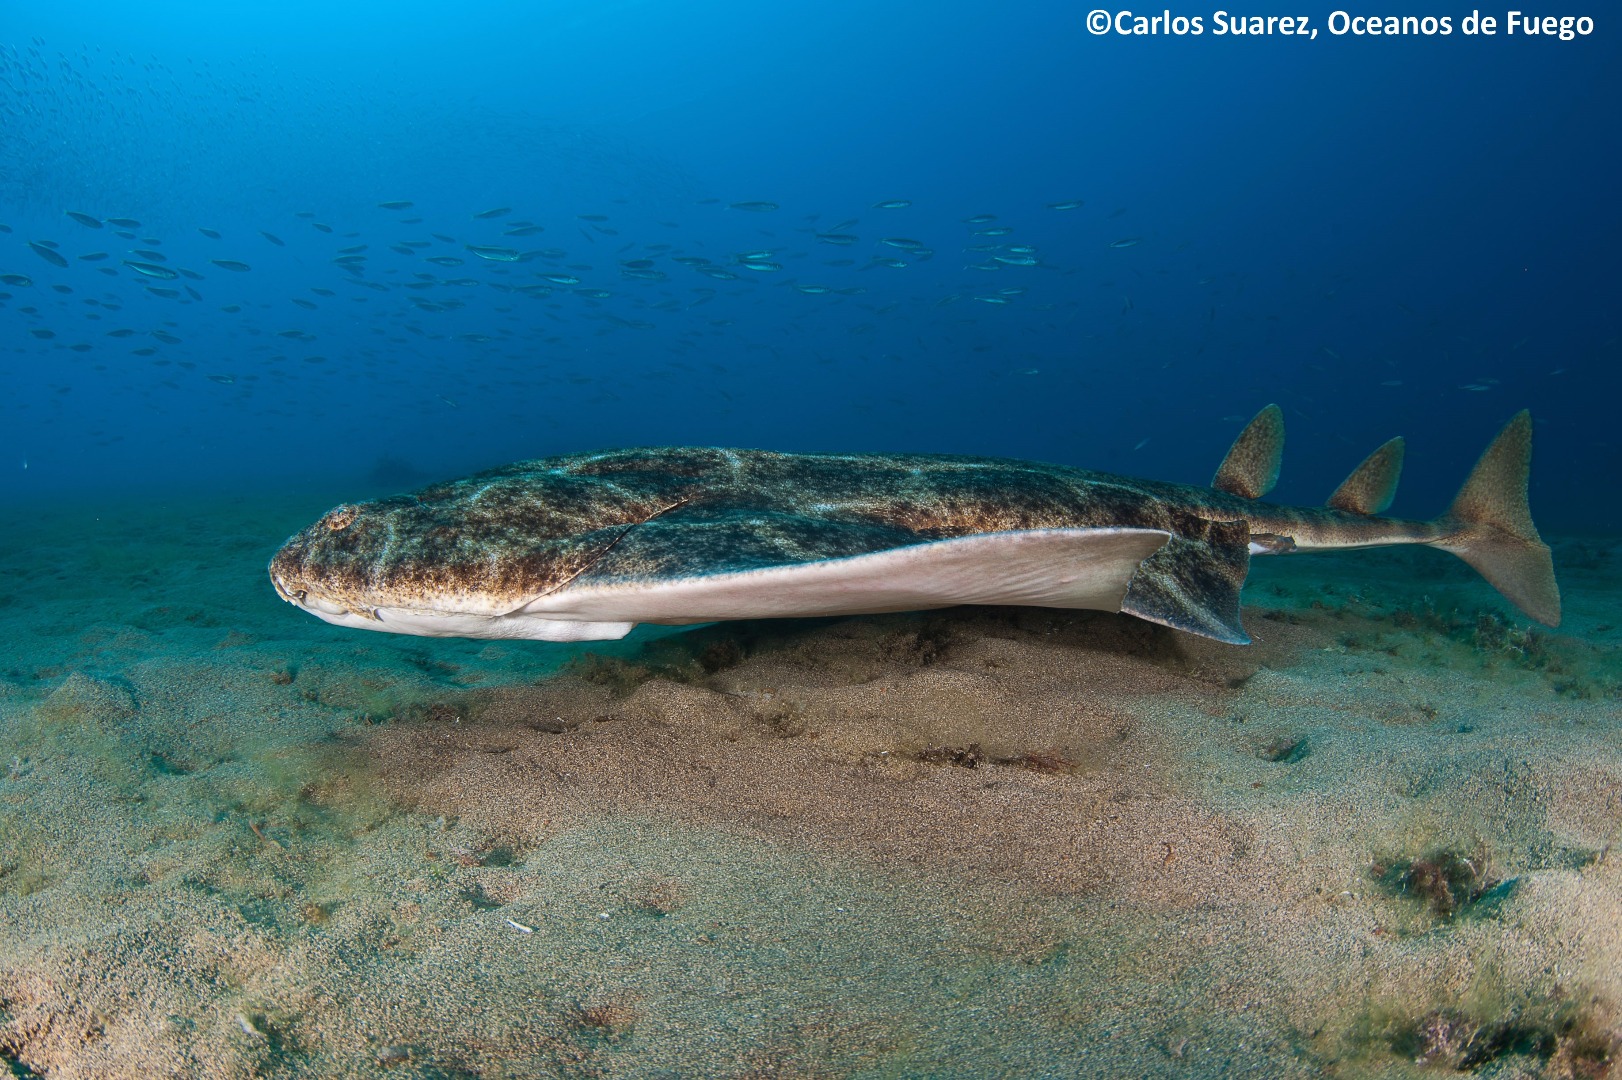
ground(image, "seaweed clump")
xmin=916 ymin=743 xmax=983 ymax=769
xmin=1471 ymin=610 xmax=1552 ymax=666
xmin=1370 ymin=848 xmax=1512 ymax=920
xmin=1376 ymin=998 xmax=1619 ymax=1075
xmin=1383 ymin=601 xmax=1615 ymax=699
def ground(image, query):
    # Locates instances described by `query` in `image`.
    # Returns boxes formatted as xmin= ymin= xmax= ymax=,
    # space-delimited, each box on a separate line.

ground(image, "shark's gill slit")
xmin=536 ymin=496 xmax=694 ymax=601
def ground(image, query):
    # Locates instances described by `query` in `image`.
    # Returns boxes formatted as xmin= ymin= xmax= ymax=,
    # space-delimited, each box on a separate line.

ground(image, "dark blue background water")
xmin=3 ymin=2 xmax=1617 ymax=530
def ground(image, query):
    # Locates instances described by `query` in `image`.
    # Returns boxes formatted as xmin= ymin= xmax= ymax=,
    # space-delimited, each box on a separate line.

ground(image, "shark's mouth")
xmin=269 ymin=572 xmax=372 ymax=621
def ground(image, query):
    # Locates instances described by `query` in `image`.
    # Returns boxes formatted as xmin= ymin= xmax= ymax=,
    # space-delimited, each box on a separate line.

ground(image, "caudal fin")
xmin=1437 ymin=411 xmax=1560 ymax=626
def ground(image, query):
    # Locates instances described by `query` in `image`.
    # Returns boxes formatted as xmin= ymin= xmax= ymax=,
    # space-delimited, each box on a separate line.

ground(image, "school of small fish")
xmin=0 ymin=36 xmax=1543 ymax=451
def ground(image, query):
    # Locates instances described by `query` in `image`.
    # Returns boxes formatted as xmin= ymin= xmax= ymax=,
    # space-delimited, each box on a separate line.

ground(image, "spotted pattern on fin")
xmin=1212 ymin=404 xmax=1284 ymax=499
xmin=1120 ymin=517 xmax=1252 ymax=643
xmin=1327 ymin=437 xmax=1404 ymax=516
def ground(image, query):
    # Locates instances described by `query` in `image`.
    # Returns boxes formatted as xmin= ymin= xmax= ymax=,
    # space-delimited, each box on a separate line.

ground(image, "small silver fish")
xmin=123 ymin=260 xmax=177 ymax=280
xmin=466 ymin=245 xmax=522 ymax=262
xmin=29 ymin=242 xmax=69 ymax=268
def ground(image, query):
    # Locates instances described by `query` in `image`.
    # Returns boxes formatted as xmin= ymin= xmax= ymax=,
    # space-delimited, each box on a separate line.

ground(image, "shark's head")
xmin=268 ymin=492 xmax=611 ymax=638
xmin=267 ymin=495 xmax=480 ymax=633
xmin=268 ymin=464 xmax=694 ymax=639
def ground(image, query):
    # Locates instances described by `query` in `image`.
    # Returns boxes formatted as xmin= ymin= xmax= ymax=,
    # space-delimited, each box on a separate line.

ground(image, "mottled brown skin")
xmin=268 ymin=446 xmax=1451 ymax=642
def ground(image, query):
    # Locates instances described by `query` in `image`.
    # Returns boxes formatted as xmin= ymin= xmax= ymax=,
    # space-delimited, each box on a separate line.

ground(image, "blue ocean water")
xmin=5 ymin=8 xmax=1622 ymax=1077
xmin=3 ymin=2 xmax=1616 ymax=530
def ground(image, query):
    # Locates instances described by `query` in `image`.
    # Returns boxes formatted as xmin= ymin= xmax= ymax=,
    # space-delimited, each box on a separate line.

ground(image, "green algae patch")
xmin=1370 ymin=848 xmax=1511 ymax=924
xmin=1338 ymin=988 xmax=1619 ymax=1076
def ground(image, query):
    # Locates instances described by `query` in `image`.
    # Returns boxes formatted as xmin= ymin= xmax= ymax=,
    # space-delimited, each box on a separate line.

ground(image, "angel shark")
xmin=268 ymin=408 xmax=1559 ymax=646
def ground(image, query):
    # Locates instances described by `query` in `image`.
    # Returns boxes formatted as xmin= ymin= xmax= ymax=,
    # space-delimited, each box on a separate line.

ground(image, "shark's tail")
xmin=1435 ymin=411 xmax=1560 ymax=626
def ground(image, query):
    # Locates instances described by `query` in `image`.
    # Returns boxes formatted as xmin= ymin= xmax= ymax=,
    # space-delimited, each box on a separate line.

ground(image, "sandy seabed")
xmin=0 ymin=491 xmax=1618 ymax=1079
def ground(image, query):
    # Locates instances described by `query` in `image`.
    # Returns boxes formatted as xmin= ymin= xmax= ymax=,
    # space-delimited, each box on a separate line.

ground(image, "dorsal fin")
xmin=1212 ymin=404 xmax=1284 ymax=499
xmin=1326 ymin=436 xmax=1405 ymax=515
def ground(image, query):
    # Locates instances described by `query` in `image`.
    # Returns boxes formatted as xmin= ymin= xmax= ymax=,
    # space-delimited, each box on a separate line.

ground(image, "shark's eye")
xmin=292 ymin=589 xmax=307 ymax=602
xmin=323 ymin=505 xmax=358 ymax=531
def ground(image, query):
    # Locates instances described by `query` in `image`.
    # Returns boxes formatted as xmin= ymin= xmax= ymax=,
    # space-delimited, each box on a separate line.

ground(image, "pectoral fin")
xmin=1120 ymin=518 xmax=1252 ymax=644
